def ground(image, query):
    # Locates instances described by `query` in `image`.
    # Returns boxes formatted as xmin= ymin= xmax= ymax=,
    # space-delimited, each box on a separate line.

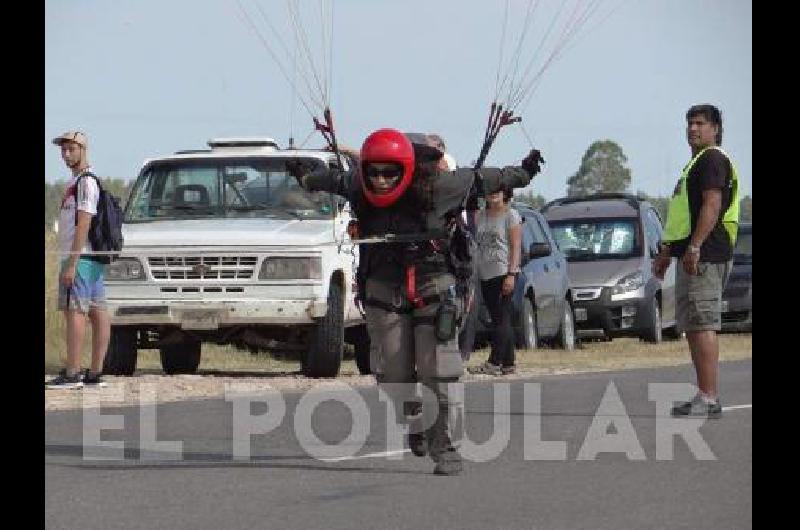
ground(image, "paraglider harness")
xmin=351 ymin=176 xmax=479 ymax=342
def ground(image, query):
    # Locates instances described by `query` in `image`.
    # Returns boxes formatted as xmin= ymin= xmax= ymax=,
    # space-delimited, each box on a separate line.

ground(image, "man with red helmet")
xmin=289 ymin=129 xmax=543 ymax=475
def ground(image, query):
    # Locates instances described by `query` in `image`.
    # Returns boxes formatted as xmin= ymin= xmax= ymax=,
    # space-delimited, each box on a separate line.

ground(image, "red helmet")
xmin=360 ymin=128 xmax=415 ymax=208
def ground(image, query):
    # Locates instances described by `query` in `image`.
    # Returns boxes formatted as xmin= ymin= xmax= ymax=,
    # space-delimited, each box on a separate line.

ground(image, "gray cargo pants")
xmin=364 ymin=273 xmax=465 ymax=443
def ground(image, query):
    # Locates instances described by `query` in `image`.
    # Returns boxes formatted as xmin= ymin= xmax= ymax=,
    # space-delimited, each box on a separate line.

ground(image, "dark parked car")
xmin=542 ymin=193 xmax=678 ymax=343
xmin=471 ymin=204 xmax=576 ymax=350
xmin=722 ymin=223 xmax=752 ymax=332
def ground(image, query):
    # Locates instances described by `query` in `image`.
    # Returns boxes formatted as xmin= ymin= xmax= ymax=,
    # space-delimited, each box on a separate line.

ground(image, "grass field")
xmin=45 ymin=233 xmax=752 ymax=376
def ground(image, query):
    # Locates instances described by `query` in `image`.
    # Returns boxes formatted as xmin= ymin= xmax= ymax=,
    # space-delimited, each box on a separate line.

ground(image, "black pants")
xmin=481 ymin=275 xmax=515 ymax=367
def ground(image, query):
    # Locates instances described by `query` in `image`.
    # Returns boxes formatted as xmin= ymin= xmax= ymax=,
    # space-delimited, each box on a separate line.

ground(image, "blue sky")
xmin=45 ymin=0 xmax=752 ymax=200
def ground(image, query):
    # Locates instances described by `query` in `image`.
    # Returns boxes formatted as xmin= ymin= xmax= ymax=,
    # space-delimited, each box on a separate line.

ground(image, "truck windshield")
xmin=125 ymin=157 xmax=337 ymax=222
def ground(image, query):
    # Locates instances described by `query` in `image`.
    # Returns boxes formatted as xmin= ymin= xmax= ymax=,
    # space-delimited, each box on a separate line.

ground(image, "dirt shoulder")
xmin=45 ymin=334 xmax=752 ymax=411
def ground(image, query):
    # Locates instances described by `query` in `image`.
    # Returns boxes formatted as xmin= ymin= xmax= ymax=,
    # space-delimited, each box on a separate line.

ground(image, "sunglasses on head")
xmin=365 ymin=164 xmax=404 ymax=180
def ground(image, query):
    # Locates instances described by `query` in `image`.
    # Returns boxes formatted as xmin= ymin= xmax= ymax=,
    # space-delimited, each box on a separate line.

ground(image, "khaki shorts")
xmin=676 ymin=260 xmax=732 ymax=332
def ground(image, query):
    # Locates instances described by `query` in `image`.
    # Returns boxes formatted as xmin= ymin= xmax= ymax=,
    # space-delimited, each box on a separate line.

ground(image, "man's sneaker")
xmin=82 ymin=370 xmax=107 ymax=388
xmin=671 ymin=395 xmax=722 ymax=419
xmin=45 ymin=369 xmax=84 ymax=389
xmin=469 ymin=362 xmax=503 ymax=376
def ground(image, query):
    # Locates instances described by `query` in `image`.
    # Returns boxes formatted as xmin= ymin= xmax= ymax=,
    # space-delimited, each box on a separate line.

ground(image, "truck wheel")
xmin=303 ymin=281 xmax=344 ymax=378
xmin=103 ymin=326 xmax=138 ymax=376
xmin=160 ymin=339 xmax=202 ymax=374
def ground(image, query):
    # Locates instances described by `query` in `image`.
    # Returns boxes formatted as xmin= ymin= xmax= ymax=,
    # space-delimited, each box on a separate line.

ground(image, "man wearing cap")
xmin=46 ymin=131 xmax=110 ymax=389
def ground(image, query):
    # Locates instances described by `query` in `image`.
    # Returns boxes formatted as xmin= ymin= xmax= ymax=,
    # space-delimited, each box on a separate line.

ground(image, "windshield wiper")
xmin=227 ymin=203 xmax=270 ymax=211
xmin=167 ymin=204 xmax=208 ymax=211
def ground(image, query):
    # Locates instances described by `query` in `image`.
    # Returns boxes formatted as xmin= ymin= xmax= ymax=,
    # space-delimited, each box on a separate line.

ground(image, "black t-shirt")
xmin=670 ymin=148 xmax=734 ymax=262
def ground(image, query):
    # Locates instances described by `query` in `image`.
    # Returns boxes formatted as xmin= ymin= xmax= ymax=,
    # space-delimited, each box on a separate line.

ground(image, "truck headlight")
xmin=612 ymin=271 xmax=644 ymax=295
xmin=106 ymin=258 xmax=145 ymax=281
xmin=259 ymin=257 xmax=322 ymax=280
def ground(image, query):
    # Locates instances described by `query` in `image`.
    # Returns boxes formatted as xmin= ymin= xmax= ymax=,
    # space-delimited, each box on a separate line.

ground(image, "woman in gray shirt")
xmin=473 ymin=185 xmax=523 ymax=374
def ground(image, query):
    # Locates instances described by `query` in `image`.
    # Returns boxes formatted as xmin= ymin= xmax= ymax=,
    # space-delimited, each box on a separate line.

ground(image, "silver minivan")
xmin=542 ymin=194 xmax=678 ymax=343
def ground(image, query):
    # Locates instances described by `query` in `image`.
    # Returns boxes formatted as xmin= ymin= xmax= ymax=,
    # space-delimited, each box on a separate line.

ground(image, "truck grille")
xmin=148 ymin=256 xmax=258 ymax=281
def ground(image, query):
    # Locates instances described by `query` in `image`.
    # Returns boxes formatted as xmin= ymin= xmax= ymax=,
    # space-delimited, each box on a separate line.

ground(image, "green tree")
xmin=739 ymin=194 xmax=752 ymax=222
xmin=567 ymin=140 xmax=631 ymax=197
xmin=515 ymin=191 xmax=548 ymax=210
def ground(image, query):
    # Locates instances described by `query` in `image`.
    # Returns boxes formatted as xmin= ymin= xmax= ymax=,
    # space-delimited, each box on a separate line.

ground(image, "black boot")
xmin=408 ymin=432 xmax=427 ymax=457
xmin=404 ymin=400 xmax=427 ymax=457
xmin=427 ymin=407 xmax=462 ymax=475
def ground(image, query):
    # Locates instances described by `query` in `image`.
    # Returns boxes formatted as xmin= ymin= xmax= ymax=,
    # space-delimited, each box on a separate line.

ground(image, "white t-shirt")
xmin=475 ymin=207 xmax=522 ymax=281
xmin=57 ymin=168 xmax=100 ymax=259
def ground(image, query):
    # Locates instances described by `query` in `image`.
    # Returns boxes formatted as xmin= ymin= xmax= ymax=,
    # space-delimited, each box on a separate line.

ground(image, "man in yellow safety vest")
xmin=653 ymin=104 xmax=740 ymax=419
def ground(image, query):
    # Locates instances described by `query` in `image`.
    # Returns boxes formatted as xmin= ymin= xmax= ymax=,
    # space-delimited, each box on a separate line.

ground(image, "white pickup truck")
xmin=102 ymin=138 xmax=369 ymax=377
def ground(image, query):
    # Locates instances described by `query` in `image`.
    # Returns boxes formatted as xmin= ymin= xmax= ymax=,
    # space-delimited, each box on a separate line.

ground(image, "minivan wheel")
xmin=556 ymin=301 xmax=577 ymax=351
xmin=641 ymin=297 xmax=663 ymax=344
xmin=518 ymin=297 xmax=538 ymax=350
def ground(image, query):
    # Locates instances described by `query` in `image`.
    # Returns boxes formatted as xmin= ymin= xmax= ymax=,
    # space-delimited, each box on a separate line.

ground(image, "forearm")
xmin=303 ymin=167 xmax=353 ymax=198
xmin=480 ymin=166 xmax=532 ymax=196
xmin=69 ymin=213 xmax=92 ymax=265
xmin=508 ymin=229 xmax=522 ymax=273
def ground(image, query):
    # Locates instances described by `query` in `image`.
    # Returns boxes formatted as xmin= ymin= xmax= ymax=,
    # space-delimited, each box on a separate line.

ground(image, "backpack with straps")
xmin=73 ymin=172 xmax=124 ymax=264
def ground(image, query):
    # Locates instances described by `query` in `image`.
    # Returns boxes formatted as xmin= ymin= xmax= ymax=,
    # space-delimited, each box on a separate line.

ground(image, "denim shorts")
xmin=57 ymin=259 xmax=107 ymax=313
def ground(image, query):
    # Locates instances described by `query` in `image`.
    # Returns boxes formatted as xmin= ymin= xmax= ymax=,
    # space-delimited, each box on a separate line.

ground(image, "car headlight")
xmin=259 ymin=257 xmax=322 ymax=280
xmin=612 ymin=271 xmax=644 ymax=295
xmin=105 ymin=258 xmax=145 ymax=281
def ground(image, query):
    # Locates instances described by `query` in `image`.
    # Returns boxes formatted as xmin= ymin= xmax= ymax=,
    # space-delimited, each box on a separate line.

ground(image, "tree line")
xmin=517 ymin=139 xmax=752 ymax=223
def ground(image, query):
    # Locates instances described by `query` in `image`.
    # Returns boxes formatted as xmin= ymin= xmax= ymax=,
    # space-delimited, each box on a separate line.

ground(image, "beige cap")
xmin=52 ymin=131 xmax=88 ymax=148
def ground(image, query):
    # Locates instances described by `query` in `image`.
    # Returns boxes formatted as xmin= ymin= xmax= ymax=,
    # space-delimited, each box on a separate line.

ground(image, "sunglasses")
xmin=365 ymin=164 xmax=404 ymax=180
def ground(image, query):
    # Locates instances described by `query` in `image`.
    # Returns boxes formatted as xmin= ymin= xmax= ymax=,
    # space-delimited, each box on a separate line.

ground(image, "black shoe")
xmin=433 ymin=448 xmax=463 ymax=476
xmin=82 ymin=370 xmax=107 ymax=388
xmin=671 ymin=395 xmax=722 ymax=419
xmin=408 ymin=432 xmax=427 ymax=457
xmin=46 ymin=369 xmax=84 ymax=389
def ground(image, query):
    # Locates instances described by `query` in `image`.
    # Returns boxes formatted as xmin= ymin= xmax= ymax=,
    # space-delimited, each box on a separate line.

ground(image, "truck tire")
xmin=103 ymin=326 xmax=138 ymax=376
xmin=303 ymin=281 xmax=344 ymax=378
xmin=160 ymin=339 xmax=202 ymax=374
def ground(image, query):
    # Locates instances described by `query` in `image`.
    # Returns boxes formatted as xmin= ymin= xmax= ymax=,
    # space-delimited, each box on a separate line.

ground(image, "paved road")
xmin=45 ymin=360 xmax=752 ymax=530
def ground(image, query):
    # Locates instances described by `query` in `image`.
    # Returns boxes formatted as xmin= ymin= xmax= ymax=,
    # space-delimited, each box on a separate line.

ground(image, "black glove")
xmin=521 ymin=149 xmax=545 ymax=176
xmin=285 ymin=159 xmax=308 ymax=186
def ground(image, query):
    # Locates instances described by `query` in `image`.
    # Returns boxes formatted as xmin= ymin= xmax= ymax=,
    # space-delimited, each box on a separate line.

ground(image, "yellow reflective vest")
xmin=663 ymin=146 xmax=740 ymax=246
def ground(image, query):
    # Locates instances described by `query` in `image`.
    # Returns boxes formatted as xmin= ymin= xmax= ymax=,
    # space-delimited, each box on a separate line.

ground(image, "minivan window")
xmin=549 ymin=217 xmax=641 ymax=261
xmin=644 ymin=208 xmax=663 ymax=256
